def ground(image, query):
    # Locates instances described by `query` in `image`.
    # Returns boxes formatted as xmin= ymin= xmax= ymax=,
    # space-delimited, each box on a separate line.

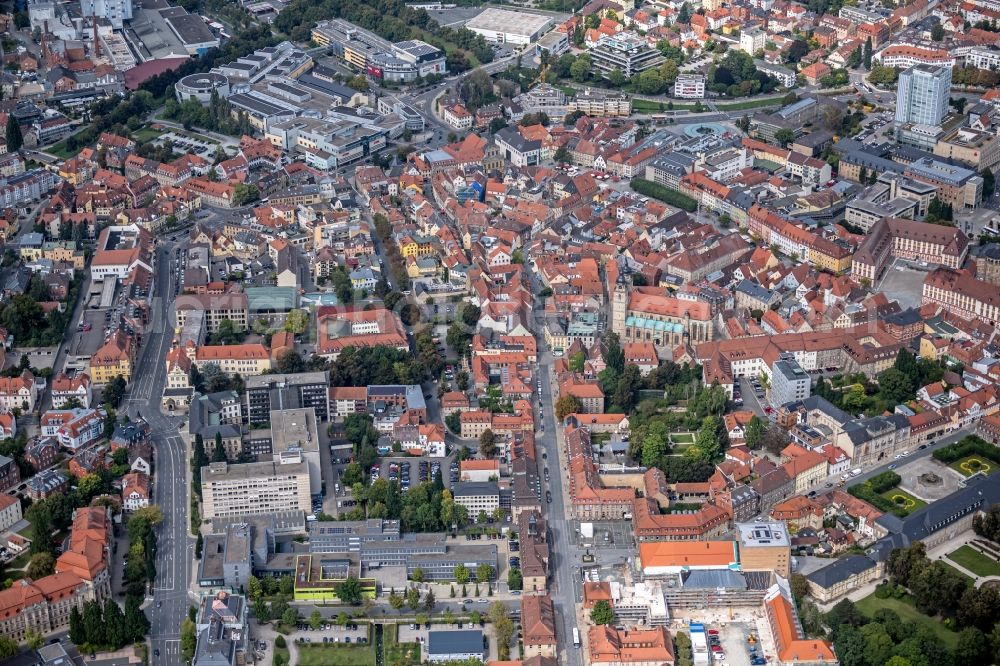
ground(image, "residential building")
xmin=89 ymin=331 xmax=135 ymax=383
xmin=192 ymin=344 xmax=273 ymax=376
xmin=121 ymin=471 xmax=151 ymax=511
xmin=0 ymin=493 xmax=22 ymax=532
xmin=589 ymin=32 xmax=665 ymax=78
xmin=51 ymin=372 xmax=92 ymax=409
xmin=770 ymin=356 xmax=810 ymax=407
xmin=922 ymin=267 xmax=1000 ymax=326
xmin=0 ymin=371 xmax=37 ymax=413
xmin=589 ymin=625 xmax=675 ymax=666
xmin=673 ymin=74 xmax=705 ymax=99
xmin=522 ymin=594 xmax=557 ymax=658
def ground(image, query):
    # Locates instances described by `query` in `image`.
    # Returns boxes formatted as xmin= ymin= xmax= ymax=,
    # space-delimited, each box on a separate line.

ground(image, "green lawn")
xmin=856 ymin=593 xmax=958 ymax=649
xmin=937 ymin=560 xmax=975 ymax=583
xmin=132 ymin=126 xmax=165 ymax=143
xmin=717 ymin=97 xmax=784 ymax=111
xmin=557 ymin=84 xmax=578 ymax=98
xmin=878 ymin=488 xmax=927 ymax=516
xmin=47 ymin=130 xmax=91 ymax=158
xmin=670 ymin=432 xmax=695 ymax=443
xmin=297 ymin=643 xmax=376 ymax=666
xmin=948 ymin=455 xmax=997 ymax=477
xmin=274 ymin=646 xmax=290 ymax=665
xmin=948 ymin=545 xmax=1000 ymax=577
xmin=383 ymin=624 xmax=421 ymax=666
xmin=633 ymin=99 xmax=696 ymax=113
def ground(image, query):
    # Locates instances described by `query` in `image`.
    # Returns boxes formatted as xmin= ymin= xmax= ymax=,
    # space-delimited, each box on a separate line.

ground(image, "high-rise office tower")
xmin=895 ymin=64 xmax=952 ymax=127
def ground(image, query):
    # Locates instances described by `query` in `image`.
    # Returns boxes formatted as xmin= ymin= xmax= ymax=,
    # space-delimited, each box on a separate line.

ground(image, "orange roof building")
xmin=589 ymin=626 xmax=675 ymax=665
xmin=638 ymin=541 xmax=739 ymax=575
xmin=764 ymin=584 xmax=837 ymax=664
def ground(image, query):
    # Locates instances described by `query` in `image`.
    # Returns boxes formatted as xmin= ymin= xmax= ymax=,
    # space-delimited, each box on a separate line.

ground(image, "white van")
xmin=849 ymin=468 xmax=862 ymax=477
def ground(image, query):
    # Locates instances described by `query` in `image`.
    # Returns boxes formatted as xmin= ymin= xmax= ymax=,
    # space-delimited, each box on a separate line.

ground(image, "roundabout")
xmin=683 ymin=122 xmax=727 ymax=138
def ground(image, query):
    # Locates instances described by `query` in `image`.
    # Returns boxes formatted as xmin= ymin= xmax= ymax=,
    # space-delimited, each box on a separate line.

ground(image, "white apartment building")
xmin=200 ymin=457 xmax=312 ymax=519
xmin=673 ymin=74 xmax=706 ymax=99
xmin=740 ymin=27 xmax=766 ymax=55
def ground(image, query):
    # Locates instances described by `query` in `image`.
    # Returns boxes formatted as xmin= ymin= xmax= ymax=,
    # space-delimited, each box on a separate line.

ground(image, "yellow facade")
xmin=809 ymin=246 xmax=853 ymax=274
xmin=90 ymin=359 xmax=132 ymax=384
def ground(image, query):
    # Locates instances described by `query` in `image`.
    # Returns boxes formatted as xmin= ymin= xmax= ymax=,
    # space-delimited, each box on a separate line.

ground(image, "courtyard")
xmin=895 ymin=455 xmax=965 ymax=501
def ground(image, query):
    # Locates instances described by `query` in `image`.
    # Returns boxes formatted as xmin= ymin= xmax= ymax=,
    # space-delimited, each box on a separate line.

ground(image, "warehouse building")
xmin=311 ymin=19 xmax=446 ymax=82
xmin=465 ymin=8 xmax=552 ymax=45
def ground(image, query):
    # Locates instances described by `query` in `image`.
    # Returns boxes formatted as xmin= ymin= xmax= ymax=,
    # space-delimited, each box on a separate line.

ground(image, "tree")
xmin=423 ymin=588 xmax=436 ymax=611
xmin=309 ymin=610 xmax=323 ymax=630
xmin=335 ymin=576 xmax=364 ymax=605
xmin=476 ymin=563 xmax=493 ymax=583
xmin=281 ymin=607 xmax=298 ymax=628
xmin=863 ymin=37 xmax=873 ymax=69
xmin=760 ymin=425 xmax=791 ymax=456
xmin=284 ymin=308 xmax=309 ymax=334
xmin=508 ymin=567 xmax=522 ymax=591
xmin=860 ymin=623 xmax=894 ymax=666
xmin=406 ymin=586 xmax=421 ymax=611
xmin=454 ymin=564 xmax=470 ymax=584
xmin=590 ymin=600 xmax=614 ymax=625
xmin=5 ymin=117 xmax=23 ymax=153
xmin=102 ymin=375 xmax=128 ymax=408
xmin=983 ymin=167 xmax=995 ymax=198
xmin=26 ymin=552 xmax=55 ymax=579
xmin=555 ymin=395 xmax=583 ymax=421
xmin=70 ymin=606 xmax=86 ymax=645
xmin=212 ymin=432 xmax=227 ymax=462
xmin=479 ymin=429 xmax=497 ymax=458
xmin=955 ymin=627 xmax=989 ymax=665
xmin=774 ymin=128 xmax=796 ymax=148
xmin=389 ymin=590 xmax=405 ymax=609
xmin=745 ymin=415 xmax=765 ymax=449
xmin=412 ymin=567 xmax=425 ymax=583
xmin=247 ymin=575 xmax=262 ymax=600
xmin=678 ymin=2 xmax=691 ymax=23
xmin=931 ymin=22 xmax=945 ymax=41
xmin=83 ymin=599 xmax=106 ymax=646
xmin=232 ymin=183 xmax=260 ymax=206
xmin=570 ymin=54 xmax=591 ymax=82
xmin=0 ymin=637 xmax=17 ymax=660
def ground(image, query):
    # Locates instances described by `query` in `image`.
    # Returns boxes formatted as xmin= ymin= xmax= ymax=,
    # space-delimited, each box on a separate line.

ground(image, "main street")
xmin=122 ymin=241 xmax=194 ymax=666
xmin=530 ymin=288 xmax=583 ymax=666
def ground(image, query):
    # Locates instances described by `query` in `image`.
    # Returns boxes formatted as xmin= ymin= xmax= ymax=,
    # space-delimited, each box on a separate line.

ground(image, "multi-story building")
xmin=851 ymin=217 xmax=969 ymax=282
xmin=0 ymin=493 xmax=22 ymax=532
xmin=200 ymin=456 xmax=312 ymax=520
xmin=934 ymin=126 xmax=1000 ymax=170
xmin=89 ymin=331 xmax=135 ymax=383
xmin=80 ymin=0 xmax=132 ymax=29
xmin=895 ymin=64 xmax=951 ymax=127
xmin=755 ymin=61 xmax=797 ymax=88
xmin=740 ymin=26 xmax=767 ymax=55
xmin=589 ymin=32 xmax=665 ymax=79
xmin=673 ymin=74 xmax=705 ymax=99
xmin=769 ymin=356 xmax=811 ymax=407
xmin=494 ymin=126 xmax=542 ymax=167
xmin=975 ymin=243 xmax=1000 ymax=285
xmin=737 ymin=522 xmax=791 ymax=578
xmin=922 ymin=267 xmax=1000 ymax=326
xmin=875 ymin=44 xmax=954 ymax=69
xmin=311 ymin=19 xmax=446 ymax=82
xmin=245 ymin=372 xmax=330 ymax=423
xmin=191 ymin=344 xmax=273 ymax=376
xmin=0 ymin=370 xmax=37 ymax=413
xmin=451 ymin=481 xmax=501 ymax=517
xmin=40 ymin=407 xmax=106 ymax=452
xmin=0 ymin=455 xmax=21 ymax=491
xmin=51 ymin=372 xmax=92 ymax=409
xmin=522 ymin=595 xmax=557 ymax=659
xmin=175 ymin=293 xmax=249 ymax=333
xmin=192 ymin=591 xmax=249 ymax=666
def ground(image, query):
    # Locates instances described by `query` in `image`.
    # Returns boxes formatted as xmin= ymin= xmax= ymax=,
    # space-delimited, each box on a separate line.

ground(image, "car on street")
xmin=546 ymin=491 xmax=552 ymax=503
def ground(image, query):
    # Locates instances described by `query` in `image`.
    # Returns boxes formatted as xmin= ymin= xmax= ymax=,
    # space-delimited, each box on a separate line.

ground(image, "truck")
xmin=572 ymin=628 xmax=581 ymax=648
xmin=689 ymin=623 xmax=710 ymax=665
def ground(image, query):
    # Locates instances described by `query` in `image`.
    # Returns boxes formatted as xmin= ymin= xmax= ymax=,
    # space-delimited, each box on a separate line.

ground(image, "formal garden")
xmin=949 ymin=455 xmax=995 ymax=477
xmin=848 ymin=470 xmax=926 ymax=517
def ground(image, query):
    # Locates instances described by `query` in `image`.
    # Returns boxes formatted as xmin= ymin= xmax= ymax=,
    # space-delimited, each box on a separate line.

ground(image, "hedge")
xmin=932 ymin=436 xmax=1000 ymax=464
xmin=630 ymin=178 xmax=699 ymax=212
xmin=868 ymin=471 xmax=902 ymax=494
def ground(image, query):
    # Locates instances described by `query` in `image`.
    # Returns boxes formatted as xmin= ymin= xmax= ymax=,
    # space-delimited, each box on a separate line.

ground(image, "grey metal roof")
xmin=805 ymin=554 xmax=877 ymax=588
xmin=427 ymin=629 xmax=484 ymax=655
xmin=682 ymin=569 xmax=747 ymax=589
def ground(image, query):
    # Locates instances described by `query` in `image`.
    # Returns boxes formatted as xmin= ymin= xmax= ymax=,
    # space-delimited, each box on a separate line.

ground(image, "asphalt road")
xmin=121 ymin=241 xmax=195 ymax=666
xmin=530 ymin=298 xmax=584 ymax=666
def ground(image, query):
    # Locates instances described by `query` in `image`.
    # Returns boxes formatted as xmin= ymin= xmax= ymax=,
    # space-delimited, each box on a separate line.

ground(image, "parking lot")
xmin=154 ymin=131 xmax=226 ymax=160
xmin=569 ymin=520 xmax=634 ymax=549
xmin=291 ymin=622 xmax=370 ymax=646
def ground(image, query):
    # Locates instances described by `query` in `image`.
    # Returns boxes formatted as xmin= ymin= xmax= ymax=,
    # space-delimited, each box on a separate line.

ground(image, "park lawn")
xmin=384 ymin=624 xmax=421 ymax=666
xmin=633 ymin=99 xmax=696 ymax=113
xmin=947 ymin=545 xmax=1000 ymax=577
xmin=132 ymin=126 xmax=165 ymax=143
xmin=558 ymin=84 xmax=578 ymax=97
xmin=948 ymin=455 xmax=997 ymax=477
xmin=717 ymin=97 xmax=784 ymax=111
xmin=297 ymin=643 xmax=376 ymax=666
xmin=856 ymin=593 xmax=958 ymax=649
xmin=878 ymin=488 xmax=927 ymax=516
xmin=671 ymin=432 xmax=695 ymax=443
xmin=47 ymin=129 xmax=92 ymax=158
xmin=937 ymin=560 xmax=975 ymax=584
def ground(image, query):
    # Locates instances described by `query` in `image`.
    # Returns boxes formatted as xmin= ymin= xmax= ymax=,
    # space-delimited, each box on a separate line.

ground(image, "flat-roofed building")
xmin=465 ymin=8 xmax=552 ymax=45
xmin=737 ymin=522 xmax=791 ymax=578
xmin=201 ymin=456 xmax=311 ymax=520
xmin=245 ymin=371 xmax=330 ymax=423
xmin=589 ymin=32 xmax=665 ymax=79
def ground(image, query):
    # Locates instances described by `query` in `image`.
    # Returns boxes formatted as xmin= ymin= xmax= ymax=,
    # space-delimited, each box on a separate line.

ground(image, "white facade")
xmin=673 ymin=74 xmax=706 ymax=99
xmin=896 ymin=64 xmax=951 ymax=127
xmin=740 ymin=27 xmax=766 ymax=55
xmin=81 ymin=0 xmax=133 ymax=29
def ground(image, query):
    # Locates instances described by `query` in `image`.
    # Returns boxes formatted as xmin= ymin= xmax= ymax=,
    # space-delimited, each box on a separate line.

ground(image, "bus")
xmin=572 ymin=628 xmax=581 ymax=648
